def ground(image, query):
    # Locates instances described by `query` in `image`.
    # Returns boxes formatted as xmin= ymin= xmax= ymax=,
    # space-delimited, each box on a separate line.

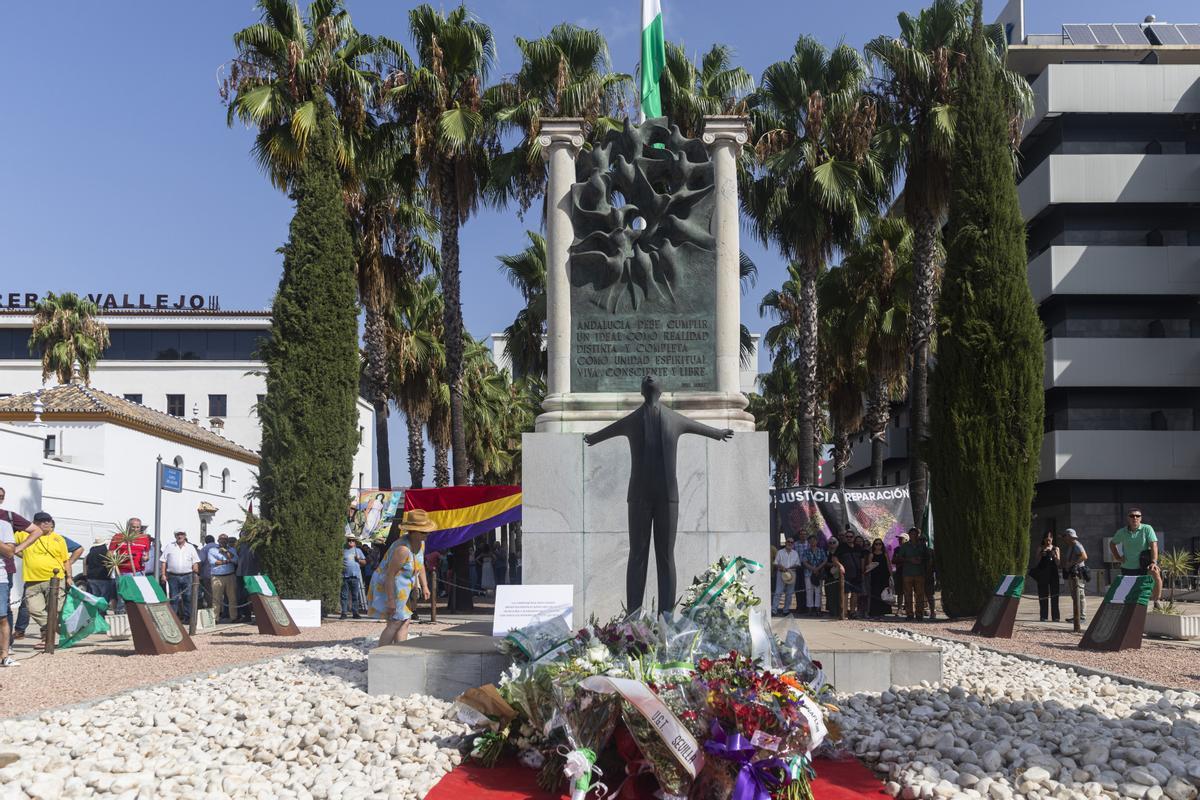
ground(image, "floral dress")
xmin=367 ymin=540 xmax=415 ymax=622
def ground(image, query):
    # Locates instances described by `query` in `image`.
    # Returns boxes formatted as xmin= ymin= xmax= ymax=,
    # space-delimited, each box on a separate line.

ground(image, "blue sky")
xmin=1 ymin=1 xmax=1194 ymax=484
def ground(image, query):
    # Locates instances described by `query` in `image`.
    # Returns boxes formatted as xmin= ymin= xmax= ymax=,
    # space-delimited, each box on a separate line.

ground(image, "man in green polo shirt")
xmin=1109 ymin=507 xmax=1162 ymax=609
xmin=894 ymin=527 xmax=928 ymax=621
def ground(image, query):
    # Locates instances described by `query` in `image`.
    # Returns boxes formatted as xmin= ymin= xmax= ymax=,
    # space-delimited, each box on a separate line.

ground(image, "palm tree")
xmin=28 ymin=292 xmax=110 ymax=386
xmin=746 ymin=36 xmax=892 ymax=486
xmin=818 ymin=265 xmax=867 ymax=511
xmin=660 ymin=42 xmax=754 ymax=138
xmin=866 ymin=0 xmax=1031 ymax=519
xmin=389 ymin=274 xmax=445 ymax=489
xmin=350 ymin=122 xmax=439 ymax=489
xmin=486 ymin=24 xmax=631 ymax=214
xmin=496 ymin=232 xmax=548 ymax=380
xmin=222 ymin=0 xmax=379 ymax=190
xmin=385 ymin=3 xmax=496 ymax=488
xmin=748 ymin=360 xmax=803 ymax=489
xmin=840 ymin=216 xmax=913 ymax=486
xmin=461 ymin=336 xmax=516 ymax=482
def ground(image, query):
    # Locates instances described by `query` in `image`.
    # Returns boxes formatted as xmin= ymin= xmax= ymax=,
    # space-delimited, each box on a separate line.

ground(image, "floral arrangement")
xmin=459 ymin=555 xmax=838 ymax=800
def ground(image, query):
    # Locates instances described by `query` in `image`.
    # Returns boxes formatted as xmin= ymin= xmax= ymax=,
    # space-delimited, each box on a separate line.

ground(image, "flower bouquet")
xmin=690 ymin=652 xmax=826 ymax=800
xmin=680 ymin=556 xmax=765 ymax=661
xmin=551 ymin=673 xmax=622 ymax=799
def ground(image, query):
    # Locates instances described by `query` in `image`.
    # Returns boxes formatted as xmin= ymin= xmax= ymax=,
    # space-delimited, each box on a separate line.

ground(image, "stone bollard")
xmin=45 ymin=569 xmax=62 ymax=655
xmin=189 ymin=572 xmax=200 ymax=636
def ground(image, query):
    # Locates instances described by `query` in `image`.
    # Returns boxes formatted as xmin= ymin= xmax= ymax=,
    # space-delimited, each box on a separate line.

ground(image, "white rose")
xmin=586 ymin=644 xmax=609 ymax=664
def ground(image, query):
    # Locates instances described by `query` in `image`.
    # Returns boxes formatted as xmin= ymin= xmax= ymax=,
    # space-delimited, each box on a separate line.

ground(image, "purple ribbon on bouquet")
xmin=702 ymin=721 xmax=786 ymax=800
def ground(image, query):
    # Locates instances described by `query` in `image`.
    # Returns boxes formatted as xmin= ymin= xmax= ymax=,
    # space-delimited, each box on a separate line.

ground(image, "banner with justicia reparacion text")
xmin=773 ymin=484 xmax=915 ymax=555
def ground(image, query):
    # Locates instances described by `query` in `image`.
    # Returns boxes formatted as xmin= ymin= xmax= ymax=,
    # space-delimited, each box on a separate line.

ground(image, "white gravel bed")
xmin=0 ymin=640 xmax=470 ymax=799
xmin=834 ymin=629 xmax=1200 ymax=800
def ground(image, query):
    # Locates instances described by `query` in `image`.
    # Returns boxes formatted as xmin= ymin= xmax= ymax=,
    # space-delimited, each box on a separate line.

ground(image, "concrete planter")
xmin=107 ymin=613 xmax=131 ymax=639
xmin=1145 ymin=611 xmax=1200 ymax=640
xmin=282 ymin=599 xmax=321 ymax=627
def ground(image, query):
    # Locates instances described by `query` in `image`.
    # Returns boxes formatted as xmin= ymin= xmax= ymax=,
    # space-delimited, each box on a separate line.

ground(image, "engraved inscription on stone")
xmin=978 ymin=595 xmax=1002 ymax=629
xmin=569 ymin=118 xmax=717 ymax=393
xmin=149 ymin=602 xmax=183 ymax=644
xmin=1091 ymin=605 xmax=1121 ymax=644
xmin=264 ymin=595 xmax=291 ymax=628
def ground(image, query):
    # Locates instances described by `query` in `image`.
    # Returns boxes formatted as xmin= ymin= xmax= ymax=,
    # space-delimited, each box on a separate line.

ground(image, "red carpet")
xmin=428 ymin=756 xmax=889 ymax=799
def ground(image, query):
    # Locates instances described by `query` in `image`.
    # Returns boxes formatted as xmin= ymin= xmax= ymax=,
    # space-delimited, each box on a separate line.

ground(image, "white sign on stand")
xmin=492 ymin=584 xmax=574 ymax=637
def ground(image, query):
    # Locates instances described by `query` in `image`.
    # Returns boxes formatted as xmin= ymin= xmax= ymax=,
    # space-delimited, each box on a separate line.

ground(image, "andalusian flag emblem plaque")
xmin=972 ymin=575 xmax=1024 ymax=638
xmin=1080 ymin=574 xmax=1154 ymax=652
xmin=116 ymin=575 xmax=197 ymax=655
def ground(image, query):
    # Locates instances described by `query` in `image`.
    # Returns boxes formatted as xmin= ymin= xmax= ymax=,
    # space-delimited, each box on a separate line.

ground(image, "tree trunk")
xmin=373 ymin=398 xmax=391 ymax=489
xmin=867 ymin=376 xmax=890 ymax=487
xmin=406 ymin=413 xmax=425 ymax=489
xmin=364 ymin=305 xmax=392 ymax=489
xmin=908 ymin=211 xmax=941 ymax=524
xmin=439 ymin=163 xmax=470 ymax=490
xmin=797 ymin=259 xmax=820 ymax=485
xmin=433 ymin=443 xmax=450 ymax=488
xmin=834 ymin=426 xmax=851 ymax=528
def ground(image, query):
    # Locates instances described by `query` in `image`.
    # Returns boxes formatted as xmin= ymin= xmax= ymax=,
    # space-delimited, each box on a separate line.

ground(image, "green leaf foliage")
xmin=927 ymin=5 xmax=1044 ymax=618
xmin=255 ymin=98 xmax=361 ymax=607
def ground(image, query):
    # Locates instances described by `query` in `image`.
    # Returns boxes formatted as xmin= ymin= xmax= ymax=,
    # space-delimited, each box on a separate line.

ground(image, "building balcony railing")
xmin=1023 ymin=64 xmax=1200 ymax=138
xmin=1039 ymin=429 xmax=1200 ymax=482
xmin=1019 ymin=154 xmax=1200 ymax=222
xmin=1027 ymin=245 xmax=1200 ymax=304
xmin=1044 ymin=337 xmax=1200 ymax=389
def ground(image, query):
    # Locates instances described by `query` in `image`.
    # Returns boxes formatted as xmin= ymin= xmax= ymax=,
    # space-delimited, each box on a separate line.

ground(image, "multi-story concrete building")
xmin=843 ymin=3 xmax=1200 ymax=563
xmin=0 ymin=306 xmax=377 ymax=494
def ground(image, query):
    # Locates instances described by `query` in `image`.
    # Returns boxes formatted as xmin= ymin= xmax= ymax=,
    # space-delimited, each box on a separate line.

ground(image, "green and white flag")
xmin=243 ymin=575 xmax=277 ymax=597
xmin=639 ymin=0 xmax=665 ymax=121
xmin=118 ymin=574 xmax=166 ymax=604
xmin=59 ymin=586 xmax=109 ymax=649
xmin=994 ymin=575 xmax=1024 ymax=598
xmin=1103 ymin=575 xmax=1154 ymax=606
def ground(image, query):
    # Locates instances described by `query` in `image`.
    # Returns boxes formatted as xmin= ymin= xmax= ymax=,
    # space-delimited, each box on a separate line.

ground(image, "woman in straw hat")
xmin=367 ymin=509 xmax=436 ymax=644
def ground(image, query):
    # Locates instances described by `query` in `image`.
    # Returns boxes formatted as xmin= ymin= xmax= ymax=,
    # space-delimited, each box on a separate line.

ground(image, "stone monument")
xmin=522 ymin=116 xmax=769 ymax=619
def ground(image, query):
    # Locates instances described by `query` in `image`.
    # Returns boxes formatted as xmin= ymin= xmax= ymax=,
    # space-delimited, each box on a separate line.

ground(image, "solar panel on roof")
xmin=1177 ymin=24 xmax=1200 ymax=45
xmin=1064 ymin=24 xmax=1098 ymax=44
xmin=1088 ymin=24 xmax=1123 ymax=45
xmin=1114 ymin=24 xmax=1150 ymax=44
xmin=1149 ymin=23 xmax=1187 ymax=45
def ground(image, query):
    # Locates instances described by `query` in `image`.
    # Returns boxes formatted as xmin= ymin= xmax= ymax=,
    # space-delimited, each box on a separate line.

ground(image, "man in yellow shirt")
xmin=13 ymin=512 xmax=72 ymax=649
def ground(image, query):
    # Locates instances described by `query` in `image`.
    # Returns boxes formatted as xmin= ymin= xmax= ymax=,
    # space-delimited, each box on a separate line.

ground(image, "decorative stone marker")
xmin=244 ymin=575 xmax=300 ymax=636
xmin=1079 ymin=574 xmax=1153 ymax=651
xmin=971 ymin=575 xmax=1023 ymax=638
xmin=522 ymin=117 xmax=769 ymax=620
xmin=117 ymin=575 xmax=197 ymax=655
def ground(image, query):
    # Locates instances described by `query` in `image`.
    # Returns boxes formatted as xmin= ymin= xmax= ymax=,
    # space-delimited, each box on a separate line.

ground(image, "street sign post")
xmin=154 ymin=459 xmax=183 ymax=577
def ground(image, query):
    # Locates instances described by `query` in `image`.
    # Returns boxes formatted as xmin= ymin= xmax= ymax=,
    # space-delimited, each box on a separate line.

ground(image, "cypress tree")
xmin=927 ymin=3 xmax=1044 ymax=617
xmin=256 ymin=99 xmax=360 ymax=605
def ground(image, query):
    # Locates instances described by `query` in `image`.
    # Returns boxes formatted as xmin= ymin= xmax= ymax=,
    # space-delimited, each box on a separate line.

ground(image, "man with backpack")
xmin=1063 ymin=528 xmax=1089 ymax=622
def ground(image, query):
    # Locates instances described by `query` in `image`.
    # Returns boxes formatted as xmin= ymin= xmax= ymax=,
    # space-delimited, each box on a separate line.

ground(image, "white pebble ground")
xmin=835 ymin=630 xmax=1200 ymax=800
xmin=0 ymin=640 xmax=469 ymax=799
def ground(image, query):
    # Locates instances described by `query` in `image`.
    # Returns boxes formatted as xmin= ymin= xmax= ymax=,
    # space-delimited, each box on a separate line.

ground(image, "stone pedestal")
xmin=126 ymin=602 xmax=197 ymax=655
xmin=250 ymin=594 xmax=300 ymax=636
xmin=522 ymin=430 xmax=770 ymax=621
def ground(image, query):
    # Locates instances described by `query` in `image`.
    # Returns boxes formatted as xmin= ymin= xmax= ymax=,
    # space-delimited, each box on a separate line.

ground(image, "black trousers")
xmin=627 ymin=499 xmax=678 ymax=613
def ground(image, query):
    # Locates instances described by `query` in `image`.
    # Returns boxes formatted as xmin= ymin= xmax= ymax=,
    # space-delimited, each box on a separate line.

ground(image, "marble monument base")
xmin=521 ymin=430 xmax=770 ymax=622
xmin=535 ymin=391 xmax=755 ymax=433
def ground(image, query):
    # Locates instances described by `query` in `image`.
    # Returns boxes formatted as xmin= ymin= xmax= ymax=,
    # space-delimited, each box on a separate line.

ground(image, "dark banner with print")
xmin=774 ymin=485 xmax=914 ymax=554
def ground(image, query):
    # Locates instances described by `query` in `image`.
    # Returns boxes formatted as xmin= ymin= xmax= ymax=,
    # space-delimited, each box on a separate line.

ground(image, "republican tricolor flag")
xmin=404 ymin=486 xmax=522 ymax=553
xmin=639 ymin=0 xmax=665 ymax=121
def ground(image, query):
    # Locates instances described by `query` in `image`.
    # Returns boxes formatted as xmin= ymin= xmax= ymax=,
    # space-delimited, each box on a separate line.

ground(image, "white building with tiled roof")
xmin=0 ymin=381 xmax=262 ymax=556
xmin=0 ymin=308 xmax=376 ymax=493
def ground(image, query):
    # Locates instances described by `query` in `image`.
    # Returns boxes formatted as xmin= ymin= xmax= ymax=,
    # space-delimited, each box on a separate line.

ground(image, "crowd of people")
xmin=771 ymin=507 xmax=1170 ymax=625
xmin=771 ymin=526 xmax=936 ymax=621
xmin=1028 ymin=507 xmax=1164 ymax=623
xmin=0 ymin=485 xmax=264 ymax=658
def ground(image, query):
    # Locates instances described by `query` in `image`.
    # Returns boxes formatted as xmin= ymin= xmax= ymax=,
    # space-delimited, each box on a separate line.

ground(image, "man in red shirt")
xmin=109 ymin=518 xmax=151 ymax=574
